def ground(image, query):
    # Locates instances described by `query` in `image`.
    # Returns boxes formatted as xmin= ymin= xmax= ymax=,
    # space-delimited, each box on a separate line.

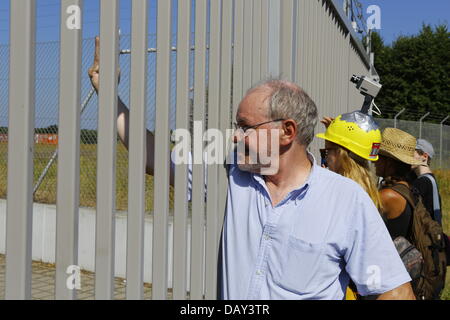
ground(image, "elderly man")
xmin=89 ymin=37 xmax=415 ymax=300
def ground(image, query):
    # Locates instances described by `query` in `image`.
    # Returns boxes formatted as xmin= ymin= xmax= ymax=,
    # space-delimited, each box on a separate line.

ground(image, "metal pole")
xmin=6 ymin=0 xmax=36 ymax=300
xmin=268 ymin=0 xmax=281 ymax=76
xmin=394 ymin=108 xmax=405 ymax=129
xmin=440 ymin=115 xmax=449 ymax=168
xmin=419 ymin=112 xmax=430 ymax=139
xmin=55 ymin=0 xmax=83 ymax=300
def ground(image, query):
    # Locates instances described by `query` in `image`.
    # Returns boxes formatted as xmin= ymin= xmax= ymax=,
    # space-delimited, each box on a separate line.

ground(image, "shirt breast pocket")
xmin=275 ymin=235 xmax=325 ymax=294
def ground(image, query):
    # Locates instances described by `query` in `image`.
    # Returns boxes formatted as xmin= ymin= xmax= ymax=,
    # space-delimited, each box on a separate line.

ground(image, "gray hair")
xmin=248 ymin=79 xmax=318 ymax=146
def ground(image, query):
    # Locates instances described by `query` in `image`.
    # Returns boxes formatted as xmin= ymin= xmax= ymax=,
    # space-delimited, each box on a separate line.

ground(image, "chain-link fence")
xmin=0 ymin=34 xmax=198 ymax=211
xmin=0 ymin=36 xmax=448 ymax=209
xmin=375 ymin=118 xmax=450 ymax=170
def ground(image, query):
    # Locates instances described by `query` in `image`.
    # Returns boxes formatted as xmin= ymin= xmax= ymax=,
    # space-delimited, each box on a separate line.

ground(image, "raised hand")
xmin=87 ymin=36 xmax=120 ymax=92
xmin=320 ymin=117 xmax=334 ymax=129
xmin=87 ymin=36 xmax=100 ymax=92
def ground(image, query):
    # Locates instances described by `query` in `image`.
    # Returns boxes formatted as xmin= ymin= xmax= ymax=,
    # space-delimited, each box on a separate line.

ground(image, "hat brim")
xmin=379 ymin=149 xmax=422 ymax=166
xmin=316 ymin=132 xmax=379 ymax=162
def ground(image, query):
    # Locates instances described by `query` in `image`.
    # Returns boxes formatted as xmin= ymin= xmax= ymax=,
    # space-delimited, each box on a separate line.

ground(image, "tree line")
xmin=372 ymin=24 xmax=450 ymax=122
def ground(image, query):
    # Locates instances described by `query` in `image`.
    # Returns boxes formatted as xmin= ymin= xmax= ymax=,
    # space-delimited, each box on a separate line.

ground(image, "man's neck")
xmin=263 ymin=146 xmax=312 ymax=199
xmin=416 ymin=165 xmax=432 ymax=176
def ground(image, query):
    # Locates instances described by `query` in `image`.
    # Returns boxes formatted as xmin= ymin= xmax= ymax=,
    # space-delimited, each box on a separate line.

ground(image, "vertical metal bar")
xmin=190 ymin=0 xmax=207 ymax=300
xmin=152 ymin=0 xmax=172 ymax=300
xmin=315 ymin=0 xmax=323 ymax=115
xmin=419 ymin=112 xmax=430 ymax=139
xmin=291 ymin=0 xmax=298 ymax=82
xmin=260 ymin=0 xmax=269 ymax=79
xmin=126 ymin=0 xmax=148 ymax=300
xmin=334 ymin=3 xmax=339 ymax=113
xmin=95 ymin=0 xmax=119 ymax=300
xmin=242 ymin=0 xmax=253 ymax=92
xmin=267 ymin=0 xmax=281 ymax=77
xmin=55 ymin=0 xmax=83 ymax=300
xmin=280 ymin=0 xmax=294 ymax=81
xmin=304 ymin=0 xmax=313 ymax=93
xmin=295 ymin=0 xmax=305 ymax=85
xmin=346 ymin=34 xmax=351 ymax=113
xmin=325 ymin=1 xmax=332 ymax=115
xmin=394 ymin=108 xmax=405 ymax=129
xmin=172 ymin=0 xmax=191 ymax=300
xmin=5 ymin=0 xmax=36 ymax=300
xmin=232 ymin=0 xmax=244 ymax=120
xmin=251 ymin=0 xmax=262 ymax=83
xmin=218 ymin=0 xmax=233 ymax=235
xmin=205 ymin=0 xmax=222 ymax=300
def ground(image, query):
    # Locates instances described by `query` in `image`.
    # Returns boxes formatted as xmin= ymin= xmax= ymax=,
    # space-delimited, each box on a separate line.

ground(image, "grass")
xmin=0 ymin=142 xmax=173 ymax=212
xmin=434 ymin=170 xmax=450 ymax=300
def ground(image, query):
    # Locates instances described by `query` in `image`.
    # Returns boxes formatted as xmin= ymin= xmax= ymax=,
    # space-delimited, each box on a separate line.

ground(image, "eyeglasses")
xmin=233 ymin=119 xmax=285 ymax=135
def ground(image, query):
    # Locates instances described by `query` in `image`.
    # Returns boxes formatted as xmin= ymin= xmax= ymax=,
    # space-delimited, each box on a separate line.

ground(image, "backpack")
xmin=390 ymin=184 xmax=447 ymax=300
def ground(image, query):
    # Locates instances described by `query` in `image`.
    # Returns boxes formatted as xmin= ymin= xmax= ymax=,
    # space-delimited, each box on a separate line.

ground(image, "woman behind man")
xmin=318 ymin=123 xmax=446 ymax=300
xmin=374 ymin=128 xmax=422 ymax=239
xmin=317 ymin=111 xmax=384 ymax=299
xmin=317 ymin=111 xmax=383 ymax=212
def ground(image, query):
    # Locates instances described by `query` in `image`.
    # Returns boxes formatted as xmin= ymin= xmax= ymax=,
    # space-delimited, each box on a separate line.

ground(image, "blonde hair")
xmin=334 ymin=146 xmax=383 ymax=213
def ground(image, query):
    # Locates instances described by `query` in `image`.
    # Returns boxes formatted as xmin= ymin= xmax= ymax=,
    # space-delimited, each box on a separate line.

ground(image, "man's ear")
xmin=280 ymin=119 xmax=297 ymax=146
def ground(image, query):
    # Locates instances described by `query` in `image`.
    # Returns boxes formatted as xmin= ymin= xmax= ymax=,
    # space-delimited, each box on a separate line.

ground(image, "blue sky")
xmin=341 ymin=0 xmax=449 ymax=45
xmin=0 ymin=0 xmax=448 ymax=45
xmin=0 ymin=0 xmax=448 ymax=129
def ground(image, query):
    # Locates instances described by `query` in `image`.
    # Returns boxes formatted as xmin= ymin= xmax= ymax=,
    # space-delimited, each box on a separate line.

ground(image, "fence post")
xmin=419 ymin=112 xmax=430 ymax=139
xmin=126 ymin=0 xmax=148 ymax=300
xmin=55 ymin=0 xmax=83 ymax=300
xmin=5 ymin=0 xmax=36 ymax=300
xmin=267 ymin=0 xmax=281 ymax=76
xmin=95 ymin=0 xmax=120 ymax=300
xmin=440 ymin=115 xmax=449 ymax=168
xmin=152 ymin=0 xmax=172 ymax=300
xmin=394 ymin=108 xmax=405 ymax=129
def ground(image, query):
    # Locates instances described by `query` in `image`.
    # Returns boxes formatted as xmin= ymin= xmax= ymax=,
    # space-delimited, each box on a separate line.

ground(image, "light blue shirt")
xmin=218 ymin=153 xmax=411 ymax=300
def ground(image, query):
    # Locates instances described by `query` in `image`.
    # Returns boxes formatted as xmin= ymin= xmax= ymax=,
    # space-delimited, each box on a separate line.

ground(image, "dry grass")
xmin=0 ymin=142 xmax=173 ymax=212
xmin=434 ymin=170 xmax=450 ymax=300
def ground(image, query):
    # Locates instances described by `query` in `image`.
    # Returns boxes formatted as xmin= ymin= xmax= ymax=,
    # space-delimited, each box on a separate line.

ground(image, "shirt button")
xmin=256 ymin=270 xmax=263 ymax=276
xmin=264 ymin=234 xmax=271 ymax=241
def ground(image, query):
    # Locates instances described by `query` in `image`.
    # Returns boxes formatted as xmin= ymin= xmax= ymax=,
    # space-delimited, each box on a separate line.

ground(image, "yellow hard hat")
xmin=316 ymin=111 xmax=382 ymax=161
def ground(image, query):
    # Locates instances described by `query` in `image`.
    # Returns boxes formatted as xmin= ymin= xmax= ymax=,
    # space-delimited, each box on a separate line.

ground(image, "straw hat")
xmin=379 ymin=128 xmax=422 ymax=165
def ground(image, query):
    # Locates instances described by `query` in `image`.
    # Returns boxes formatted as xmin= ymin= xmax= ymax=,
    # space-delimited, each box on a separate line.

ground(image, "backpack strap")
xmin=419 ymin=174 xmax=442 ymax=225
xmin=389 ymin=183 xmax=416 ymax=209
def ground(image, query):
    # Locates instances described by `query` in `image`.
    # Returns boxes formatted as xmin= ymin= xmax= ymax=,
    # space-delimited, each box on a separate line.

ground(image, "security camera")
xmin=350 ymin=75 xmax=382 ymax=114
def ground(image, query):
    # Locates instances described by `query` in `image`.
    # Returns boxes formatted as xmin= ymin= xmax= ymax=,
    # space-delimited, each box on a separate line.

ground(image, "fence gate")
xmin=2 ymin=0 xmax=371 ymax=300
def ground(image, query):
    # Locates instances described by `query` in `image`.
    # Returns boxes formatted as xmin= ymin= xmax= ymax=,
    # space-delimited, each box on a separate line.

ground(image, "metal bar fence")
xmin=95 ymin=0 xmax=120 ymax=300
xmin=5 ymin=0 xmax=36 ymax=300
xmin=152 ymin=0 xmax=172 ymax=300
xmin=126 ymin=0 xmax=148 ymax=300
xmin=55 ymin=0 xmax=83 ymax=300
xmin=1 ymin=0 xmax=393 ymax=300
xmin=172 ymin=0 xmax=191 ymax=300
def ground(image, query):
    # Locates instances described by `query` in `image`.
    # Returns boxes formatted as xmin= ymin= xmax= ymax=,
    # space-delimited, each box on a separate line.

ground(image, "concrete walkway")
xmin=0 ymin=254 xmax=156 ymax=300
